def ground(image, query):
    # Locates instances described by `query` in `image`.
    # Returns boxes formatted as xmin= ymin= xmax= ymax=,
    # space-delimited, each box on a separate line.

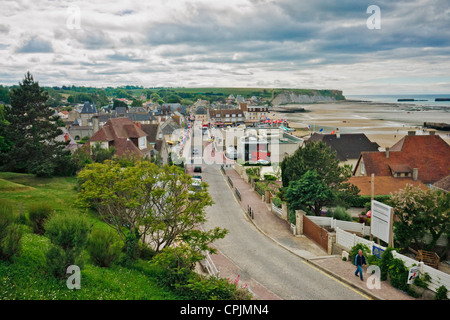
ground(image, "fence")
xmin=304 ymin=216 xmax=329 ymax=251
xmin=271 ymin=202 xmax=283 ymax=218
xmin=247 ymin=205 xmax=254 ymax=219
xmin=227 ymin=175 xmax=233 ymax=188
xmin=307 ymin=216 xmax=371 ymax=236
xmin=235 ymin=187 xmax=241 ymax=201
xmin=202 ymin=252 xmax=220 ymax=277
xmin=335 ymin=227 xmax=450 ymax=298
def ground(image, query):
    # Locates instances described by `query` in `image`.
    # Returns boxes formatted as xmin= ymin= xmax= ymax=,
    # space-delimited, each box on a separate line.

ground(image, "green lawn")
xmin=0 ymin=172 xmax=183 ymax=300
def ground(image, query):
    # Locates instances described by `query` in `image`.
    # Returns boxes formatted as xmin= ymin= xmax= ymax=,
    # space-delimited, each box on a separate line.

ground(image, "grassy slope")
xmin=0 ymin=172 xmax=182 ymax=300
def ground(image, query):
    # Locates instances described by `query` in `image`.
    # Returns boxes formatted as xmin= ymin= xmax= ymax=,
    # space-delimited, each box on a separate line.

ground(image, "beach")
xmin=273 ymin=100 xmax=450 ymax=149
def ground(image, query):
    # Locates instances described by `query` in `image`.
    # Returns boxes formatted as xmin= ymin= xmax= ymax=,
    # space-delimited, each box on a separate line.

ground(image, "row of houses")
xmin=58 ymin=101 xmax=187 ymax=165
xmin=191 ymin=103 xmax=271 ymax=126
xmin=305 ymin=130 xmax=450 ymax=196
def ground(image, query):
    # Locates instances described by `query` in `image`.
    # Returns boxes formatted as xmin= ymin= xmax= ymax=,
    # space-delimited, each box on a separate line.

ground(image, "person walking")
xmin=354 ymin=249 xmax=367 ymax=281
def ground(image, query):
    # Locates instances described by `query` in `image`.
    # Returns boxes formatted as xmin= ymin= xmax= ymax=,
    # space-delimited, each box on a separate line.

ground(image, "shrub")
xmin=434 ymin=285 xmax=448 ymax=300
xmin=327 ymin=206 xmax=352 ymax=221
xmin=87 ymin=229 xmax=121 ymax=268
xmin=379 ymin=247 xmax=394 ymax=281
xmin=45 ymin=245 xmax=67 ymax=279
xmin=366 ymin=254 xmax=379 ymax=266
xmin=0 ymin=201 xmax=22 ymax=261
xmin=347 ymin=195 xmax=391 ymax=208
xmin=388 ymin=258 xmax=409 ymax=292
xmin=0 ymin=224 xmax=22 ymax=261
xmin=182 ymin=273 xmax=253 ymax=300
xmin=272 ymin=197 xmax=282 ymax=208
xmin=413 ymin=273 xmax=431 ymax=289
xmin=140 ymin=245 xmax=157 ymax=261
xmin=263 ymin=174 xmax=276 ymax=181
xmin=44 ymin=213 xmax=91 ymax=278
xmin=28 ymin=203 xmax=53 ymax=235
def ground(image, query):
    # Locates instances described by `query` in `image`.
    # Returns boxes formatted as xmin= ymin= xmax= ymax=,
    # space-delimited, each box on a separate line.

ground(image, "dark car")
xmin=193 ymin=166 xmax=202 ymax=173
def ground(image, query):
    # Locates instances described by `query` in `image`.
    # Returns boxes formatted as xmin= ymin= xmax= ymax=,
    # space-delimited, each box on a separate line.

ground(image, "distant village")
xmin=56 ymin=92 xmax=450 ymax=196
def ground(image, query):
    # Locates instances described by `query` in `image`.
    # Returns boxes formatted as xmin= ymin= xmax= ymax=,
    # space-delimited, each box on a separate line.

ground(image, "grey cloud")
xmin=15 ymin=36 xmax=53 ymax=53
xmin=0 ymin=24 xmax=10 ymax=34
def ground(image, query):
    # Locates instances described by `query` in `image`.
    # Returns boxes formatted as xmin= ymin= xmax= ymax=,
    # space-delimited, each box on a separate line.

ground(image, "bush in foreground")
xmin=28 ymin=203 xmax=53 ymax=235
xmin=87 ymin=229 xmax=122 ymax=268
xmin=44 ymin=212 xmax=91 ymax=278
xmin=0 ymin=200 xmax=22 ymax=261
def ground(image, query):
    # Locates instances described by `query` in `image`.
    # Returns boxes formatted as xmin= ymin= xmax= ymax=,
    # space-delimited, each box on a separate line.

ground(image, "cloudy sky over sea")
xmin=1 ymin=0 xmax=449 ymax=95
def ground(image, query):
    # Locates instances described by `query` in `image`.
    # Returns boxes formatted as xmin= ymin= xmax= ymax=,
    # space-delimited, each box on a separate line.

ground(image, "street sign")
xmin=372 ymin=245 xmax=385 ymax=259
xmin=407 ymin=266 xmax=420 ymax=284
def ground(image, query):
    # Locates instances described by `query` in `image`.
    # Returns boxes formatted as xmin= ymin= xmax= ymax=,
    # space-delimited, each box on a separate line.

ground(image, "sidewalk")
xmin=221 ymin=166 xmax=417 ymax=301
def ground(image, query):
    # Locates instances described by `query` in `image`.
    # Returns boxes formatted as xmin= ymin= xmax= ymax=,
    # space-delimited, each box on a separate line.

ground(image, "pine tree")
xmin=0 ymin=72 xmax=70 ymax=177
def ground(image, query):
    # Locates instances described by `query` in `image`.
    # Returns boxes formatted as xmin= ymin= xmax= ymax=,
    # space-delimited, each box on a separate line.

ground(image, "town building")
xmin=85 ymin=117 xmax=151 ymax=158
xmin=353 ymin=131 xmax=450 ymax=186
xmin=307 ymin=131 xmax=380 ymax=168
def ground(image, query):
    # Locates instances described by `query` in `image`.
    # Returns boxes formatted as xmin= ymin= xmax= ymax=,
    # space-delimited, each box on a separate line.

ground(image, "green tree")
xmin=280 ymin=141 xmax=357 ymax=211
xmin=0 ymin=85 xmax=10 ymax=104
xmin=0 ymin=104 xmax=12 ymax=154
xmin=90 ymin=143 xmax=116 ymax=163
xmin=284 ymin=170 xmax=333 ymax=218
xmin=389 ymin=185 xmax=450 ymax=256
xmin=113 ymin=99 xmax=128 ymax=109
xmin=131 ymin=99 xmax=143 ymax=108
xmin=77 ymin=160 xmax=224 ymax=263
xmin=281 ymin=141 xmax=352 ymax=188
xmin=150 ymin=93 xmax=161 ymax=102
xmin=0 ymin=72 xmax=70 ymax=177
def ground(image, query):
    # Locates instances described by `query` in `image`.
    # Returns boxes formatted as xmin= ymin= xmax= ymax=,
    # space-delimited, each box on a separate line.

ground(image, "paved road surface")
xmin=200 ymin=164 xmax=368 ymax=300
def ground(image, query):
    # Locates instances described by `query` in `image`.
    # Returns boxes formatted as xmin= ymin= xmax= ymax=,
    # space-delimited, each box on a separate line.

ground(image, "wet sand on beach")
xmin=273 ymin=100 xmax=450 ymax=149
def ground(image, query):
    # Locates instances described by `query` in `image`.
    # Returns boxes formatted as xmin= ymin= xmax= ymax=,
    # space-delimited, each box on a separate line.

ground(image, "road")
xmin=184 ymin=123 xmax=367 ymax=300
xmin=200 ymin=164 xmax=368 ymax=300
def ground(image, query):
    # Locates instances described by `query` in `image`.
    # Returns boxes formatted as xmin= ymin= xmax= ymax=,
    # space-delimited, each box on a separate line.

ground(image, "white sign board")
xmin=371 ymin=200 xmax=393 ymax=245
xmin=407 ymin=266 xmax=420 ymax=284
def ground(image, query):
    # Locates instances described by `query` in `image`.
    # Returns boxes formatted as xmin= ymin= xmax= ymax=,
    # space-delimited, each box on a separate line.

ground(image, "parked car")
xmin=193 ymin=175 xmax=202 ymax=181
xmin=193 ymin=166 xmax=202 ymax=173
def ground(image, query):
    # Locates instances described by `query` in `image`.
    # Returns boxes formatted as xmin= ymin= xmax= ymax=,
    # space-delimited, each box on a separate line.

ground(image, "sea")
xmin=346 ymin=94 xmax=450 ymax=108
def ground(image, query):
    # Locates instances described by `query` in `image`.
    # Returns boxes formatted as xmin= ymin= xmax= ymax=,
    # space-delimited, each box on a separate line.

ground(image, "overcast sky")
xmin=0 ymin=0 xmax=449 ymax=95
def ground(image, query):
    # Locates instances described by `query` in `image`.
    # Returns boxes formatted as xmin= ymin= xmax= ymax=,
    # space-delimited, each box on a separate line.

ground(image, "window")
xmin=138 ymin=136 xmax=146 ymax=150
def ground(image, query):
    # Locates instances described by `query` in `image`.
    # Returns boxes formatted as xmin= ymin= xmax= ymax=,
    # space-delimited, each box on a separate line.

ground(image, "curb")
xmin=221 ymin=168 xmax=383 ymax=301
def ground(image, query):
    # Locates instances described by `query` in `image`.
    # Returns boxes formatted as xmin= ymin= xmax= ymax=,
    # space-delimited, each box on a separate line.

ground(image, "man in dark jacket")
xmin=354 ymin=249 xmax=367 ymax=281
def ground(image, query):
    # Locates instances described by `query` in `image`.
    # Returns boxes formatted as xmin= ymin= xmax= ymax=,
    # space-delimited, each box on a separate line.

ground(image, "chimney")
xmin=429 ymin=130 xmax=435 ymax=135
xmin=408 ymin=130 xmax=416 ymax=136
xmin=385 ymin=147 xmax=390 ymax=158
xmin=412 ymin=168 xmax=418 ymax=181
xmin=64 ymin=133 xmax=69 ymax=142
xmin=336 ymin=128 xmax=340 ymax=139
xmin=92 ymin=116 xmax=99 ymax=133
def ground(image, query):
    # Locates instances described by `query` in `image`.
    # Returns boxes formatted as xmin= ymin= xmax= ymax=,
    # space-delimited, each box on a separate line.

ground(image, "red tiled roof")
xmin=433 ymin=175 xmax=450 ymax=192
xmin=86 ymin=117 xmax=148 ymax=157
xmin=349 ymin=176 xmax=428 ymax=196
xmin=358 ymin=135 xmax=450 ymax=184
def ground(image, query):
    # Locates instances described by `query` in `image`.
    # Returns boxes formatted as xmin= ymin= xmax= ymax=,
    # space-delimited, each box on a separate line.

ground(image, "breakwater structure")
xmin=423 ymin=122 xmax=450 ymax=131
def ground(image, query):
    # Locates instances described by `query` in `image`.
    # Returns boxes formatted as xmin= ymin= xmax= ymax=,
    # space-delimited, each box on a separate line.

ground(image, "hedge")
xmin=347 ymin=195 xmax=391 ymax=208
